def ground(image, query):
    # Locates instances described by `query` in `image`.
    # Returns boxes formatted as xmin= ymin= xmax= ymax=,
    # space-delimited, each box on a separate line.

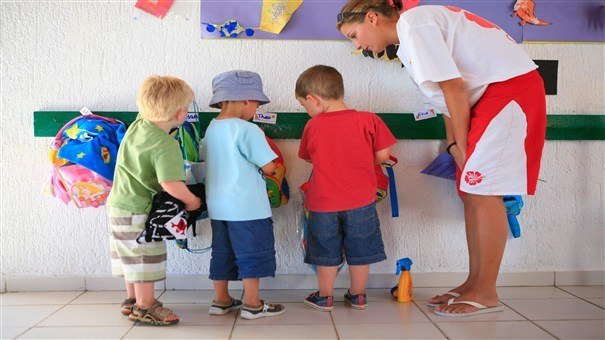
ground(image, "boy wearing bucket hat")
xmin=201 ymin=70 xmax=286 ymax=320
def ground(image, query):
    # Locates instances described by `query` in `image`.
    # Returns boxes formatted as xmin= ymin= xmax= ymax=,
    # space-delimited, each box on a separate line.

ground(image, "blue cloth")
xmin=58 ymin=117 xmax=126 ymax=181
xmin=201 ymin=118 xmax=277 ymax=221
xmin=421 ymin=153 xmax=457 ymax=181
xmin=305 ymin=202 xmax=387 ymax=266
xmin=209 ymin=218 xmax=276 ymax=280
xmin=209 ymin=70 xmax=270 ymax=109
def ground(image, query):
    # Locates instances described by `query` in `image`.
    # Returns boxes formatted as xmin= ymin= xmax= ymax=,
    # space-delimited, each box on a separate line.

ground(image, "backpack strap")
xmin=382 ymin=156 xmax=399 ymax=218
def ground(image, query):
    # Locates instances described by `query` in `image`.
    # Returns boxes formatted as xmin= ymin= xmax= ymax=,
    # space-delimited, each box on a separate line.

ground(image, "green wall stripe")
xmin=33 ymin=111 xmax=605 ymax=140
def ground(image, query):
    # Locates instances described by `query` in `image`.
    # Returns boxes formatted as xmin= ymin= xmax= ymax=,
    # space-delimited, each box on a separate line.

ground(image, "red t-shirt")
xmin=298 ymin=109 xmax=397 ymax=212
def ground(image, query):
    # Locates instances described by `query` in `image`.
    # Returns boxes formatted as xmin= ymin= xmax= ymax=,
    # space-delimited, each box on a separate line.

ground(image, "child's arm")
xmin=160 ymin=181 xmax=201 ymax=211
xmin=261 ymin=160 xmax=277 ymax=175
xmin=374 ymin=147 xmax=391 ymax=164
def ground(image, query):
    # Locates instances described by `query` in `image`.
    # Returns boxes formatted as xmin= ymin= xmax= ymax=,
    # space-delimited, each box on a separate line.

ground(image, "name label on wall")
xmin=414 ymin=108 xmax=437 ymax=121
xmin=253 ymin=112 xmax=277 ymax=125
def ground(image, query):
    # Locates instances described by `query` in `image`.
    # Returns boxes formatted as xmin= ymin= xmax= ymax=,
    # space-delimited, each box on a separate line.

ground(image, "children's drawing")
xmin=260 ymin=0 xmax=303 ymax=34
xmin=355 ymin=44 xmax=400 ymax=63
xmin=512 ymin=0 xmax=552 ymax=26
xmin=203 ymin=20 xmax=256 ymax=38
xmin=135 ymin=0 xmax=175 ymax=19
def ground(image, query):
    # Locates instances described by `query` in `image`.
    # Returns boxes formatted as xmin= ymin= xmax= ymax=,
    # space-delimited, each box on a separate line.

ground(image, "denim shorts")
xmin=305 ymin=202 xmax=386 ymax=266
xmin=209 ymin=218 xmax=276 ymax=280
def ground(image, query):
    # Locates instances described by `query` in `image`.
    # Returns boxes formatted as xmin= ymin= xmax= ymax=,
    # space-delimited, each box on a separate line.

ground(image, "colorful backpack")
xmin=264 ymin=136 xmax=290 ymax=208
xmin=170 ymin=107 xmax=211 ymax=253
xmin=48 ymin=111 xmax=126 ymax=208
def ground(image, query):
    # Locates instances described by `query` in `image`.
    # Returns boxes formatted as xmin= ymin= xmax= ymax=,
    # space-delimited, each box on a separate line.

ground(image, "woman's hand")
xmin=439 ymin=77 xmax=470 ymax=169
xmin=450 ymin=145 xmax=466 ymax=169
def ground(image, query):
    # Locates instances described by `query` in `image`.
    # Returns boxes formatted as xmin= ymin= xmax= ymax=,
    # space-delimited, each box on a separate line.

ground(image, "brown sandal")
xmin=128 ymin=300 xmax=179 ymax=326
xmin=121 ymin=298 xmax=163 ymax=316
xmin=120 ymin=298 xmax=136 ymax=315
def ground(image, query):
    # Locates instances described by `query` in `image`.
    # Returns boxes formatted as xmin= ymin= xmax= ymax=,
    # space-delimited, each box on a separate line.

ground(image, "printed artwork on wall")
xmin=200 ymin=0 xmax=604 ymax=42
xmin=135 ymin=0 xmax=175 ymax=19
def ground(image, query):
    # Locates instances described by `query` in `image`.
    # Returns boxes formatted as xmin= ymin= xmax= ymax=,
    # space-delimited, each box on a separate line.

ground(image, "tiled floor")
xmin=1 ymin=286 xmax=603 ymax=339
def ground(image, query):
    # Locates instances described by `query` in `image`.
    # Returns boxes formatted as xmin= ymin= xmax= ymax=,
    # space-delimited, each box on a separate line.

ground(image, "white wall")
xmin=1 ymin=2 xmax=604 ymax=281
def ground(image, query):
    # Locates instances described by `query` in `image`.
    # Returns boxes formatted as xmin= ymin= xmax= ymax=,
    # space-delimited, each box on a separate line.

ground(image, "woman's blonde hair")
xmin=337 ymin=0 xmax=401 ymax=30
xmin=137 ymin=75 xmax=195 ymax=122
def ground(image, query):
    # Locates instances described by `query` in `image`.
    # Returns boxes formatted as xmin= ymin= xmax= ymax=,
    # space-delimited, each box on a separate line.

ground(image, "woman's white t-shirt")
xmin=396 ymin=5 xmax=537 ymax=116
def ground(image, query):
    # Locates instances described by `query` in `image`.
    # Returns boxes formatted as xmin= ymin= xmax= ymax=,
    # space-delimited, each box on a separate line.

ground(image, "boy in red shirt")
xmin=296 ymin=65 xmax=397 ymax=311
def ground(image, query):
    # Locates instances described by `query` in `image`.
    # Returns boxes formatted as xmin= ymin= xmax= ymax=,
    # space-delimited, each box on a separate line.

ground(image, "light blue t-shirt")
xmin=201 ymin=118 xmax=277 ymax=221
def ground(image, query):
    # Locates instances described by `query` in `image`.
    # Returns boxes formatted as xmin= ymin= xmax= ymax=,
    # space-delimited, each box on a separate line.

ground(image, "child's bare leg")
xmin=436 ymin=194 xmax=506 ymax=313
xmin=134 ymin=282 xmax=178 ymax=321
xmin=125 ymin=281 xmax=135 ymax=299
xmin=243 ymin=278 xmax=260 ymax=307
xmin=213 ymin=280 xmax=232 ymax=303
xmin=348 ymin=265 xmax=369 ymax=295
xmin=317 ymin=266 xmax=339 ymax=297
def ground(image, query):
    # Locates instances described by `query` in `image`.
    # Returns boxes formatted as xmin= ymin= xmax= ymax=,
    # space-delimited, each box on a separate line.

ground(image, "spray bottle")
xmin=503 ymin=195 xmax=523 ymax=238
xmin=395 ymin=258 xmax=413 ymax=302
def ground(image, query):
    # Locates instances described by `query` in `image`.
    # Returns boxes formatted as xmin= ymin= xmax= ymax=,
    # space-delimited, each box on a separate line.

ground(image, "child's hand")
xmin=185 ymin=196 xmax=202 ymax=212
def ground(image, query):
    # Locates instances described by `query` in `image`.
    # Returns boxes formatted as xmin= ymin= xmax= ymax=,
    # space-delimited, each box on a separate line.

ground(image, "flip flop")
xmin=426 ymin=291 xmax=461 ymax=307
xmin=433 ymin=298 xmax=504 ymax=317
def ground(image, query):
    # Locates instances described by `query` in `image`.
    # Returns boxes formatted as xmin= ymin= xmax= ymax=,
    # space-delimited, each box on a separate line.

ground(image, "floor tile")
xmin=438 ymin=321 xmax=554 ymax=339
xmin=497 ymin=286 xmax=576 ymax=299
xmin=336 ymin=322 xmax=445 ymax=339
xmin=124 ymin=325 xmax=232 ymax=339
xmin=252 ymin=289 xmax=314 ymax=303
xmin=557 ymin=286 xmax=605 ymax=298
xmin=536 ymin=320 xmax=605 ymax=339
xmin=366 ymin=288 xmax=400 ymax=302
xmin=17 ymin=326 xmax=132 ymax=339
xmin=331 ymin=301 xmax=429 ymax=324
xmin=587 ymin=298 xmax=605 ymax=308
xmin=158 ymin=290 xmax=242 ymax=304
xmin=411 ymin=287 xmax=456 ymax=301
xmin=418 ymin=302 xmax=525 ymax=323
xmin=36 ymin=304 xmax=135 ymax=327
xmin=0 ymin=327 xmax=30 ymax=339
xmin=1 ymin=305 xmax=63 ymax=327
xmin=232 ymin=324 xmax=337 ymax=339
xmin=503 ymin=298 xmax=605 ymax=320
xmin=70 ymin=291 xmax=130 ymax=304
xmin=235 ymin=302 xmax=332 ymax=325
xmin=1 ymin=292 xmax=82 ymax=306
xmin=166 ymin=304 xmax=237 ymax=326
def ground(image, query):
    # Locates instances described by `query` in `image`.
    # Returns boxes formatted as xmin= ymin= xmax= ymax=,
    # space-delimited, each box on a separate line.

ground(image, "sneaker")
xmin=240 ymin=300 xmax=286 ymax=320
xmin=208 ymin=298 xmax=243 ymax=315
xmin=303 ymin=291 xmax=334 ymax=312
xmin=344 ymin=290 xmax=367 ymax=310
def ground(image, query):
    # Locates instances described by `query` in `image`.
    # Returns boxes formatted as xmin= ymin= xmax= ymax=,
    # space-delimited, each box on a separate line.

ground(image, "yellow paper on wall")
xmin=260 ymin=0 xmax=303 ymax=34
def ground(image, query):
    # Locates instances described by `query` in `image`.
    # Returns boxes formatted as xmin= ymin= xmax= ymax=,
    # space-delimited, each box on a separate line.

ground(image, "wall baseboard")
xmin=2 ymin=271 xmax=602 ymax=292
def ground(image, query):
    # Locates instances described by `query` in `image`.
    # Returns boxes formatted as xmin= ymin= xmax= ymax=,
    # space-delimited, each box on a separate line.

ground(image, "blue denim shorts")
xmin=305 ymin=202 xmax=386 ymax=266
xmin=209 ymin=218 xmax=276 ymax=280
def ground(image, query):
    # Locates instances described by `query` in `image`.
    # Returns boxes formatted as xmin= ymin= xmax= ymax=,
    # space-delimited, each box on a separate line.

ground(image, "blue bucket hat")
xmin=209 ymin=70 xmax=270 ymax=109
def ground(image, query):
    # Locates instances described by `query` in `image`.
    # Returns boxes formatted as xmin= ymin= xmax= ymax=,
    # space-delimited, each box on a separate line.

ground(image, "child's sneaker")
xmin=344 ymin=290 xmax=367 ymax=310
xmin=208 ymin=298 xmax=243 ymax=315
xmin=240 ymin=300 xmax=286 ymax=320
xmin=303 ymin=291 xmax=334 ymax=312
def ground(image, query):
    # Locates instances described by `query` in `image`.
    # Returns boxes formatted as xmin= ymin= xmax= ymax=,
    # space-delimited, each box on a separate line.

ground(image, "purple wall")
xmin=200 ymin=0 xmax=604 ymax=42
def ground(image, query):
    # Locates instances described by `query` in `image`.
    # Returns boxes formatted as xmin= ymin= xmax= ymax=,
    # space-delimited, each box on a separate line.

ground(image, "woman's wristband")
xmin=446 ymin=142 xmax=457 ymax=155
